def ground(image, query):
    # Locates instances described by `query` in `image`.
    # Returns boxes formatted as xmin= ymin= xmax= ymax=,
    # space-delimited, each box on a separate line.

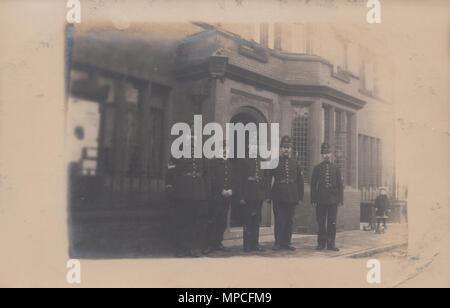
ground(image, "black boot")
xmin=244 ymin=246 xmax=252 ymax=253
xmin=215 ymin=244 xmax=229 ymax=252
xmin=175 ymin=249 xmax=190 ymax=258
xmin=272 ymin=244 xmax=282 ymax=251
xmin=189 ymin=249 xmax=202 ymax=258
xmin=202 ymin=247 xmax=213 ymax=255
xmin=284 ymin=245 xmax=297 ymax=251
xmin=326 ymin=244 xmax=340 ymax=252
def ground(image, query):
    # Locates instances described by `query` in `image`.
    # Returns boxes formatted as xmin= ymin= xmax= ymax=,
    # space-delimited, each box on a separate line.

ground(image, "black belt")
xmin=247 ymin=176 xmax=261 ymax=182
xmin=277 ymin=180 xmax=294 ymax=184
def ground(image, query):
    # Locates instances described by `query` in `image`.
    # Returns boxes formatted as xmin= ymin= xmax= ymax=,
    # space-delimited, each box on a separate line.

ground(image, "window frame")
xmin=322 ymin=103 xmax=356 ymax=188
xmin=358 ymin=134 xmax=382 ymax=189
xmin=291 ymin=101 xmax=313 ymax=183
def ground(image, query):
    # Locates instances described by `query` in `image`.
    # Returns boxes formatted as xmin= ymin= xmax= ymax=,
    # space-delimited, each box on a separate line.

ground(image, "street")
xmin=70 ymin=215 xmax=408 ymax=259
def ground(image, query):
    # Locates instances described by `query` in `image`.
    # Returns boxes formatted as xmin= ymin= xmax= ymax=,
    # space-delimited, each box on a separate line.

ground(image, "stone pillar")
xmin=190 ymin=79 xmax=210 ymax=117
xmin=112 ymin=79 xmax=126 ymax=194
xmin=202 ymin=78 xmax=217 ymax=124
xmin=310 ymin=100 xmax=324 ymax=167
xmin=162 ymin=84 xmax=174 ymax=184
xmin=139 ymin=82 xmax=152 ymax=193
xmin=349 ymin=112 xmax=358 ymax=188
xmin=328 ymin=106 xmax=336 ymax=153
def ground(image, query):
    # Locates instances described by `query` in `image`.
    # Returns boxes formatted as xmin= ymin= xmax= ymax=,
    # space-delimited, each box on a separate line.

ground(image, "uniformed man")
xmin=166 ymin=132 xmax=209 ymax=258
xmin=237 ymin=136 xmax=270 ymax=252
xmin=203 ymin=140 xmax=235 ymax=254
xmin=270 ymin=136 xmax=304 ymax=251
xmin=311 ymin=142 xmax=343 ymax=251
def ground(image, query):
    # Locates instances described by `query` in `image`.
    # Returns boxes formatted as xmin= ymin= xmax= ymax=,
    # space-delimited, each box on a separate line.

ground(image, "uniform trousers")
xmin=273 ymin=201 xmax=296 ymax=247
xmin=206 ymin=196 xmax=231 ymax=248
xmin=243 ymin=200 xmax=263 ymax=250
xmin=316 ymin=203 xmax=338 ymax=247
xmin=173 ymin=200 xmax=206 ymax=253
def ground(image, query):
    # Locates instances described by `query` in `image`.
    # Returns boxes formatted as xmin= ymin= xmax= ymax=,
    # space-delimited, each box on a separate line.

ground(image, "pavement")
xmin=70 ymin=214 xmax=408 ymax=259
xmin=205 ymin=223 xmax=408 ymax=259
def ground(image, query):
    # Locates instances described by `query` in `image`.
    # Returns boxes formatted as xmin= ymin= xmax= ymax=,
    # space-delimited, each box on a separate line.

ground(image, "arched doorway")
xmin=229 ymin=107 xmax=272 ymax=228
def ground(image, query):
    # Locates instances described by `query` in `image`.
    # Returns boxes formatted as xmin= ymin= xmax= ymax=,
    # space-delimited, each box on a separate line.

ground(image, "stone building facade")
xmin=68 ymin=22 xmax=396 ymax=247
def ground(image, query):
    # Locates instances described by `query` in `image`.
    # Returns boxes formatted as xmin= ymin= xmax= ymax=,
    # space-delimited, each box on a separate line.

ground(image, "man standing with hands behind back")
xmin=311 ymin=142 xmax=344 ymax=252
xmin=238 ymin=135 xmax=270 ymax=253
xmin=167 ymin=130 xmax=209 ymax=258
xmin=270 ymin=135 xmax=304 ymax=251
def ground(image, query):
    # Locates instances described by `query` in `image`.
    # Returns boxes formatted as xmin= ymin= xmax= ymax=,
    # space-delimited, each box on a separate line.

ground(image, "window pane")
xmin=252 ymin=23 xmax=261 ymax=44
xmin=260 ymin=23 xmax=269 ymax=48
xmin=364 ymin=60 xmax=375 ymax=91
xmin=347 ymin=42 xmax=360 ymax=76
xmin=358 ymin=134 xmax=382 ymax=190
xmin=96 ymin=76 xmax=115 ymax=104
xmin=149 ymin=107 xmax=164 ymax=177
xmin=323 ymin=106 xmax=331 ymax=144
xmin=103 ymin=107 xmax=115 ymax=148
xmin=147 ymin=83 xmax=168 ymax=178
xmin=274 ymin=23 xmax=282 ymax=50
xmin=124 ymin=82 xmax=139 ymax=105
xmin=334 ymin=110 xmax=348 ymax=185
xmin=377 ymin=139 xmax=382 ymax=186
xmin=123 ymin=111 xmax=139 ymax=175
xmin=100 ymin=107 xmax=115 ymax=175
xmin=358 ymin=135 xmax=364 ymax=188
xmin=291 ymin=23 xmax=307 ymax=54
xmin=346 ymin=113 xmax=352 ymax=185
xmin=292 ymin=105 xmax=310 ymax=182
xmin=365 ymin=136 xmax=370 ymax=187
xmin=268 ymin=23 xmax=275 ymax=49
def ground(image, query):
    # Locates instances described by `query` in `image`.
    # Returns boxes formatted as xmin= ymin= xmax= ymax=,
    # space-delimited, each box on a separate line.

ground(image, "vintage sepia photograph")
xmin=66 ymin=20 xmax=408 ymax=260
xmin=0 ymin=0 xmax=448 ymax=289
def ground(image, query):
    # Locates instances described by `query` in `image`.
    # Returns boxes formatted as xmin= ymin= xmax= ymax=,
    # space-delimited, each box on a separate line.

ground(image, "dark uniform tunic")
xmin=166 ymin=154 xmax=209 ymax=255
xmin=237 ymin=157 xmax=270 ymax=250
xmin=206 ymin=157 xmax=235 ymax=249
xmin=311 ymin=161 xmax=343 ymax=248
xmin=171 ymin=157 xmax=208 ymax=201
xmin=270 ymin=156 xmax=304 ymax=247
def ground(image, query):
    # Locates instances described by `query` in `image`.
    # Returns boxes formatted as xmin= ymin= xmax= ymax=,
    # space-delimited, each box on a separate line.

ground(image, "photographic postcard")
xmin=0 ymin=0 xmax=449 ymax=289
